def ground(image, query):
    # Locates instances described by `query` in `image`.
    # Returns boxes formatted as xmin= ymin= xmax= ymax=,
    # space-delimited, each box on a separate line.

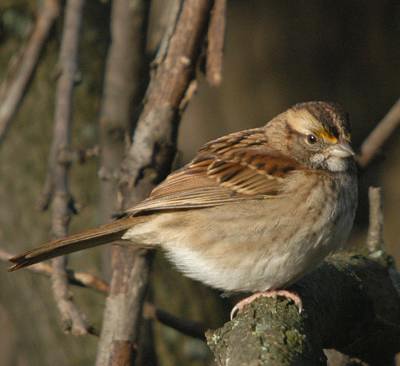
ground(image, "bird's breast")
xmin=124 ymin=172 xmax=357 ymax=293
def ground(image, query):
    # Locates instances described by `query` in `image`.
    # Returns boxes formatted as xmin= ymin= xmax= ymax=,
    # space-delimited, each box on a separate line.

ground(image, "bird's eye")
xmin=306 ymin=134 xmax=317 ymax=144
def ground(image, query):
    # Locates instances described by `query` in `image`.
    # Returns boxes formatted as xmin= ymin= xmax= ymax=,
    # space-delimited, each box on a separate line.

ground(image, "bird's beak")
xmin=329 ymin=142 xmax=355 ymax=158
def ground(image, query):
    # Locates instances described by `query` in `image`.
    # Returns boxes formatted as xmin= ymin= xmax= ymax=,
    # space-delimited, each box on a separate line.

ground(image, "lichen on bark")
xmin=206 ymin=252 xmax=400 ymax=366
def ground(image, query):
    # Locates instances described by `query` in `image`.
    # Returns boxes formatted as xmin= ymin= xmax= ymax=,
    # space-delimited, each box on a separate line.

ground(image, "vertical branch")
xmin=48 ymin=0 xmax=91 ymax=336
xmin=367 ymin=186 xmax=384 ymax=253
xmin=98 ymin=0 xmax=150 ymax=228
xmin=206 ymin=0 xmax=226 ymax=86
xmin=0 ymin=0 xmax=60 ymax=145
xmin=96 ymin=0 xmax=151 ymax=364
xmin=96 ymin=0 xmax=213 ymax=365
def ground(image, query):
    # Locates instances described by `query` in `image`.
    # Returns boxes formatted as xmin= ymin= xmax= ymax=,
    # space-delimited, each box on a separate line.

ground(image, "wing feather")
xmin=125 ymin=128 xmax=304 ymax=215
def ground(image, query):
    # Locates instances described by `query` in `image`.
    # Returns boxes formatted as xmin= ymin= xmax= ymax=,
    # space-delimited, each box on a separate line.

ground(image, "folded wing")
xmin=125 ymin=128 xmax=303 ymax=215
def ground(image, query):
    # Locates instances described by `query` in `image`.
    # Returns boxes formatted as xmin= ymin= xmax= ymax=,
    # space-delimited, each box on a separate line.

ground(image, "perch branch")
xmin=206 ymin=0 xmax=226 ymax=86
xmin=47 ymin=0 xmax=91 ymax=336
xmin=0 ymin=0 xmax=60 ymax=145
xmin=357 ymin=98 xmax=400 ymax=168
xmin=207 ymin=253 xmax=400 ymax=366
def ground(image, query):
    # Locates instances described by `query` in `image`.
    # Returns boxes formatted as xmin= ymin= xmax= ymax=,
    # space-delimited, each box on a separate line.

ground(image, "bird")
xmin=9 ymin=101 xmax=358 ymax=317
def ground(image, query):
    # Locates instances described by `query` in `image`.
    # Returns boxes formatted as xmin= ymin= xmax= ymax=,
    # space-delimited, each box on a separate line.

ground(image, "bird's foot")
xmin=230 ymin=290 xmax=302 ymax=320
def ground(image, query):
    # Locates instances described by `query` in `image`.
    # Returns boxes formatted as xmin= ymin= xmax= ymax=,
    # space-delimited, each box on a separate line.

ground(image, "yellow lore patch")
xmin=317 ymin=130 xmax=338 ymax=144
xmin=286 ymin=109 xmax=343 ymax=144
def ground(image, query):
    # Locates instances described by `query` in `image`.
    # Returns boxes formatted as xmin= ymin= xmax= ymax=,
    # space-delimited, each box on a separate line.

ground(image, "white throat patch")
xmin=326 ymin=156 xmax=347 ymax=172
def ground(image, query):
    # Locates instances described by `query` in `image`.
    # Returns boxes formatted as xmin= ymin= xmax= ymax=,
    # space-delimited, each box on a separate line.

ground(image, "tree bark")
xmin=98 ymin=0 xmax=149 ymax=229
xmin=96 ymin=1 xmax=213 ymax=365
xmin=96 ymin=0 xmax=150 ymax=364
xmin=206 ymin=252 xmax=400 ymax=366
xmin=48 ymin=0 xmax=92 ymax=336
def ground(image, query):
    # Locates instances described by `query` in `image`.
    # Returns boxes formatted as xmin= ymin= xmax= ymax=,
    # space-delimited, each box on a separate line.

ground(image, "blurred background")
xmin=0 ymin=0 xmax=399 ymax=365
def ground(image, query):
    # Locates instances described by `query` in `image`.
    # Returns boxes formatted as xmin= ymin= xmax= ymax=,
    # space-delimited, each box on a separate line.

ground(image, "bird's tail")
xmin=8 ymin=216 xmax=144 ymax=271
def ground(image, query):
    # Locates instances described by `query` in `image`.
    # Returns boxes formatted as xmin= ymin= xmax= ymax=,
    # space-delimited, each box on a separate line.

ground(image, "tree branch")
xmin=57 ymin=145 xmax=99 ymax=165
xmin=207 ymin=253 xmax=400 ymax=366
xmin=47 ymin=0 xmax=91 ymax=336
xmin=143 ymin=302 xmax=207 ymax=341
xmin=206 ymin=0 xmax=226 ymax=86
xmin=0 ymin=0 xmax=60 ymax=145
xmin=367 ymin=187 xmax=384 ymax=254
xmin=95 ymin=0 xmax=151 ymax=364
xmin=0 ymin=248 xmax=109 ymax=293
xmin=98 ymin=0 xmax=150 ymax=228
xmin=1 ymin=248 xmax=208 ymax=340
xmin=357 ymin=98 xmax=400 ymax=168
xmin=97 ymin=1 xmax=213 ymax=364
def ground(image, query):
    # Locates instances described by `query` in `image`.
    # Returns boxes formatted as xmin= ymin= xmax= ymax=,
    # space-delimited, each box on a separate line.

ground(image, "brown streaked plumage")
xmin=9 ymin=101 xmax=357 ymax=316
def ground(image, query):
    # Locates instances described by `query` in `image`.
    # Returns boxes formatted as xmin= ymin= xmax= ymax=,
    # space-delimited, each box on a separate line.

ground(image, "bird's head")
xmin=271 ymin=101 xmax=355 ymax=172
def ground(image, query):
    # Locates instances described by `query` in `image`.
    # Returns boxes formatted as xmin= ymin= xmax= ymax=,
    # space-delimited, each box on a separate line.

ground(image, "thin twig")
xmin=206 ymin=0 xmax=226 ymax=86
xmin=357 ymin=98 xmax=400 ymax=168
xmin=37 ymin=174 xmax=54 ymax=211
xmin=143 ymin=303 xmax=207 ymax=341
xmin=0 ymin=0 xmax=60 ymax=145
xmin=49 ymin=0 xmax=90 ymax=336
xmin=1 ymin=248 xmax=207 ymax=340
xmin=57 ymin=145 xmax=100 ymax=164
xmin=367 ymin=186 xmax=384 ymax=254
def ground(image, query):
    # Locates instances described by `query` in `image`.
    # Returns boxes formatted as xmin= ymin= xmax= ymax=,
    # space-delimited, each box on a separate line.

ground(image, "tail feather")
xmin=8 ymin=216 xmax=143 ymax=271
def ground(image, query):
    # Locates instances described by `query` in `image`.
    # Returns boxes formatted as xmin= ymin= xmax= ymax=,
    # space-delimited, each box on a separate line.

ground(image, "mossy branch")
xmin=207 ymin=253 xmax=400 ymax=366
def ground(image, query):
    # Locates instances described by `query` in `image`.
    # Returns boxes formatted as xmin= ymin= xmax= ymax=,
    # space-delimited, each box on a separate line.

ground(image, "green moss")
xmin=284 ymin=329 xmax=304 ymax=350
xmin=207 ymin=296 xmax=316 ymax=365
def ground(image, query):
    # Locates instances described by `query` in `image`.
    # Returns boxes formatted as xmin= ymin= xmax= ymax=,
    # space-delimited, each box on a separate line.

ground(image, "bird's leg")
xmin=230 ymin=290 xmax=302 ymax=319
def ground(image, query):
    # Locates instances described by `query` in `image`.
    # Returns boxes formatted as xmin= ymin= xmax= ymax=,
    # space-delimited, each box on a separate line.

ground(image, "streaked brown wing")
xmin=126 ymin=128 xmax=303 ymax=215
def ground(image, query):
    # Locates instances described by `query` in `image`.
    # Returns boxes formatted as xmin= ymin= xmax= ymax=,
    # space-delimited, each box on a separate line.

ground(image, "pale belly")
xmin=123 ymin=175 xmax=357 ymax=293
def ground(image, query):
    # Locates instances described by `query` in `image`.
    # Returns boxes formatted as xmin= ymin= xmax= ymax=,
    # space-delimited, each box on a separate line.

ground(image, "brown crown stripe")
xmin=294 ymin=101 xmax=350 ymax=139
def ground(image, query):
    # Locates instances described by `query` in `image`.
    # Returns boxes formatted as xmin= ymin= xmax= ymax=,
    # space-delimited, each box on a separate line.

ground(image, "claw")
xmin=230 ymin=290 xmax=303 ymax=320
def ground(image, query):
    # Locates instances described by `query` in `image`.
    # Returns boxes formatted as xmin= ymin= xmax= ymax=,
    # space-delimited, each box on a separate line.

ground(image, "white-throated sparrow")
xmin=9 ymin=101 xmax=358 ymax=315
